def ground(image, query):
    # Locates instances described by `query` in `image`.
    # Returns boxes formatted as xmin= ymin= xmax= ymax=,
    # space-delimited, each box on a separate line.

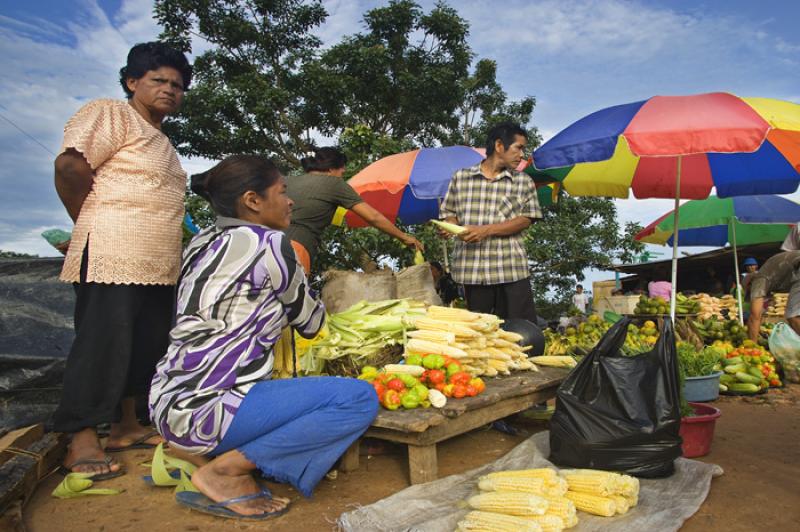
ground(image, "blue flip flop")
xmin=175 ymin=488 xmax=290 ymax=520
xmin=142 ymin=469 xmax=181 ymax=487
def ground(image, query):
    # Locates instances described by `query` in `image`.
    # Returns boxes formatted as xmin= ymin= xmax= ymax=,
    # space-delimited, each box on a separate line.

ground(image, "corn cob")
xmin=623 ymin=492 xmax=638 ymax=507
xmin=541 ymin=496 xmax=576 ymax=520
xmin=486 ymin=348 xmax=512 ymax=360
xmin=611 ymin=495 xmax=630 ymax=515
xmin=560 ymin=471 xmax=616 ymax=496
xmin=564 ymin=491 xmax=616 ymax=517
xmin=431 ymin=219 xmax=467 ymax=235
xmin=484 ymin=469 xmax=559 ymax=481
xmin=490 ymin=337 xmax=522 ymax=350
xmin=466 ymin=349 xmax=491 ymax=359
xmin=467 ymin=492 xmax=549 ymax=517
xmin=617 ymin=474 xmax=639 ymax=498
xmin=478 ymin=476 xmax=546 ymax=495
xmin=484 ymin=366 xmax=498 ymax=377
xmin=526 ymin=515 xmax=565 ymax=532
xmin=456 ymin=511 xmax=542 ymax=532
xmin=405 ymin=338 xmax=468 ymax=358
xmin=533 ymin=356 xmax=577 ymax=368
xmin=412 ymin=317 xmax=481 ymax=338
xmin=406 ymin=329 xmax=456 ymax=344
xmin=563 ymin=513 xmax=579 ymax=529
xmin=382 ymin=364 xmax=425 ymax=376
xmin=487 ymin=359 xmax=509 ymax=373
xmin=497 ymin=329 xmax=524 ymax=343
xmin=544 ymin=477 xmax=568 ymax=497
xmin=426 ymin=305 xmax=480 ymax=322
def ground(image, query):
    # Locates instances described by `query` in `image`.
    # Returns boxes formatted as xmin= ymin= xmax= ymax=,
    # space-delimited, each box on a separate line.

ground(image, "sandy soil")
xmin=23 ymin=385 xmax=800 ymax=531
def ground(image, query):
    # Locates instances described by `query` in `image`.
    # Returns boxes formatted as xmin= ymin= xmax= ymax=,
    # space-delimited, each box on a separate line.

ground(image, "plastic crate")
xmin=594 ymin=295 xmax=640 ymax=316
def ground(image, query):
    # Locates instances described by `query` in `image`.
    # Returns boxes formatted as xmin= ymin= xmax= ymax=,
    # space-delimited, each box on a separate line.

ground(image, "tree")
xmin=524 ymin=195 xmax=645 ymax=318
xmin=154 ymin=0 xmax=328 ymax=167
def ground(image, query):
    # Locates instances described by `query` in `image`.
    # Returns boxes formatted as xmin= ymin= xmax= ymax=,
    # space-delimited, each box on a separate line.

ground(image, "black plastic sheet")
xmin=549 ymin=318 xmax=683 ymax=477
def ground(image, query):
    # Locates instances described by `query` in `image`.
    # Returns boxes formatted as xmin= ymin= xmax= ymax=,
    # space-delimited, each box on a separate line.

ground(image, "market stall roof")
xmin=612 ymin=242 xmax=782 ymax=276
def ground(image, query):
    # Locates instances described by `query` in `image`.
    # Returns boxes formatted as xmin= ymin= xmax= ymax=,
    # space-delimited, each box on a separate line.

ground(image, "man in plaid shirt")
xmin=440 ymin=122 xmax=541 ymax=322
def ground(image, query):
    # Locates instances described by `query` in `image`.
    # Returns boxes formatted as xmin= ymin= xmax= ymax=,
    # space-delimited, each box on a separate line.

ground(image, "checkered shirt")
xmin=440 ymin=163 xmax=541 ymax=285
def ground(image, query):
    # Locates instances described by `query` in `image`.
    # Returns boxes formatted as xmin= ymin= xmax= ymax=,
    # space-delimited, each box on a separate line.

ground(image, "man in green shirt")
xmin=747 ymin=250 xmax=800 ymax=341
xmin=284 ymin=147 xmax=422 ymax=271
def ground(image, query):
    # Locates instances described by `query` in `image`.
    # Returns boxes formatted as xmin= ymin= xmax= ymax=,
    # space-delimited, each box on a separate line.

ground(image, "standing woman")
xmin=284 ymin=147 xmax=423 ymax=272
xmin=151 ymin=155 xmax=377 ymax=519
xmin=53 ymin=42 xmax=192 ymax=479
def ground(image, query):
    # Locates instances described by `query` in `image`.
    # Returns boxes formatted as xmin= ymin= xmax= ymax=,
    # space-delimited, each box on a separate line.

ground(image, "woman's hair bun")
xmin=190 ymin=171 xmax=210 ymax=200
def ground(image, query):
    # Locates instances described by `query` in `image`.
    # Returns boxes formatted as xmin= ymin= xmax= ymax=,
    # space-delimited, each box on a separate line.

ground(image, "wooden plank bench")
xmin=340 ymin=367 xmax=568 ymax=484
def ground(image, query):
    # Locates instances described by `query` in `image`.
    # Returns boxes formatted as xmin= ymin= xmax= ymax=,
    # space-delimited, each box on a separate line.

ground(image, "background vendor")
xmin=284 ymin=147 xmax=423 ymax=272
xmin=747 ymin=251 xmax=800 ymax=341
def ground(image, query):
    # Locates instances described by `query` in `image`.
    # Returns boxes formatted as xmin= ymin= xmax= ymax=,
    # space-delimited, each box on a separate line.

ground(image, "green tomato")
xmin=412 ymin=384 xmax=429 ymax=401
xmin=446 ymin=363 xmax=461 ymax=377
xmin=406 ymin=354 xmax=423 ymax=366
xmin=431 ymin=355 xmax=446 ymax=369
xmin=360 ymin=366 xmax=379 ymax=379
xmin=401 ymin=393 xmax=420 ymax=409
xmin=398 ymin=373 xmax=419 ymax=388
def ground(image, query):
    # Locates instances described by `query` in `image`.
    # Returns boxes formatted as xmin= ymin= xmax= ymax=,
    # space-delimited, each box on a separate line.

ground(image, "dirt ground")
xmin=22 ymin=385 xmax=800 ymax=532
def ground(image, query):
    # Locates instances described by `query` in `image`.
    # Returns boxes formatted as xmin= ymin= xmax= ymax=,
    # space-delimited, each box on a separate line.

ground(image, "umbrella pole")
xmin=670 ymin=156 xmax=683 ymax=322
xmin=731 ymin=218 xmax=745 ymax=325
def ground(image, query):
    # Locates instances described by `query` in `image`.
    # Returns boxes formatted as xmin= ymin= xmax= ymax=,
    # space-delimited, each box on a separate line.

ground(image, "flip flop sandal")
xmin=142 ymin=469 xmax=181 ymax=487
xmin=140 ymin=443 xmax=198 ymax=487
xmin=175 ymin=488 xmax=290 ymax=520
xmin=52 ymin=472 xmax=123 ymax=498
xmin=58 ymin=456 xmax=125 ymax=481
xmin=106 ymin=430 xmax=163 ymax=452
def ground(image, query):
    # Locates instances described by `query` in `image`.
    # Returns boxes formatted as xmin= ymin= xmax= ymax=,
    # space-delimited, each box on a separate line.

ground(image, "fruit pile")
xmin=689 ymin=293 xmax=738 ymax=320
xmin=633 ymin=293 xmax=700 ymax=315
xmin=719 ymin=344 xmax=782 ymax=394
xmin=358 ymin=355 xmax=487 ymax=410
xmin=766 ymin=292 xmax=788 ymax=317
xmin=543 ymin=317 xmax=657 ymax=358
xmin=691 ymin=318 xmax=748 ymax=346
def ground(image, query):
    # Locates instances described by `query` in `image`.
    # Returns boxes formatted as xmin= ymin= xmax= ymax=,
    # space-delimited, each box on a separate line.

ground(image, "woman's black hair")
xmin=300 ymin=147 xmax=348 ymax=173
xmin=190 ymin=155 xmax=282 ymax=218
xmin=119 ymin=41 xmax=193 ymax=98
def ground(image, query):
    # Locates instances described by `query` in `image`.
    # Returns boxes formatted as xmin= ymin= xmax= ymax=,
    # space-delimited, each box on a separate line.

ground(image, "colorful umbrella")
xmin=344 ymin=146 xmax=555 ymax=228
xmin=531 ymin=92 xmax=800 ymax=319
xmin=635 ymin=195 xmax=800 ymax=323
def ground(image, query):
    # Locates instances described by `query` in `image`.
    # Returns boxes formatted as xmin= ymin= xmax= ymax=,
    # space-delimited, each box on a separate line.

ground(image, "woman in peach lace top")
xmin=53 ymin=42 xmax=192 ymax=480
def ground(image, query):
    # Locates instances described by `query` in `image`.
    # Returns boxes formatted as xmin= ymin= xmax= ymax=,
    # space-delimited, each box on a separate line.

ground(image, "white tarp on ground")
xmin=338 ymin=431 xmax=723 ymax=532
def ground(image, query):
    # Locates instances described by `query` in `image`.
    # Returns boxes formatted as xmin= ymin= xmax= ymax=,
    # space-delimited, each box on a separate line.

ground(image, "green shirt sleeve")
xmin=331 ymin=178 xmax=364 ymax=210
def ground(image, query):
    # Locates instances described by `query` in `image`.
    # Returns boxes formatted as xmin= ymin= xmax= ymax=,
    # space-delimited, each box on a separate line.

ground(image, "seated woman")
xmin=149 ymin=155 xmax=378 ymax=520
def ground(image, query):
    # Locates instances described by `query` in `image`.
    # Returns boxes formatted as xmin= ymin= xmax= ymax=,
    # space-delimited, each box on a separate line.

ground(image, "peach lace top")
xmin=59 ymin=99 xmax=187 ymax=285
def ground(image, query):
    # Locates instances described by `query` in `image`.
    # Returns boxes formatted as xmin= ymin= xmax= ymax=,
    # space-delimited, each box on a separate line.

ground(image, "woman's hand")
xmin=401 ymin=234 xmax=424 ymax=252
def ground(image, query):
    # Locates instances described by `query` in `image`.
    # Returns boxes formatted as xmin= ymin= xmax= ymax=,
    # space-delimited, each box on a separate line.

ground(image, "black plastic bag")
xmin=549 ymin=317 xmax=682 ymax=477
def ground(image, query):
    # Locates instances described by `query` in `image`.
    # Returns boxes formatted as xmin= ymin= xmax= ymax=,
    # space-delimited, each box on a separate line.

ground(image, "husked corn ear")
xmin=405 ymin=339 xmax=468 ymax=358
xmin=623 ymin=492 xmax=638 ymax=508
xmin=382 ymin=364 xmax=425 ymax=376
xmin=467 ymin=492 xmax=549 ymax=517
xmin=527 ymin=515 xmax=565 ymax=532
xmin=484 ymin=366 xmax=498 ymax=377
xmin=617 ymin=474 xmax=640 ymax=498
xmin=485 ymin=469 xmax=559 ymax=481
xmin=564 ymin=491 xmax=616 ymax=517
xmin=560 ymin=471 xmax=616 ymax=496
xmin=532 ymin=356 xmax=577 ymax=368
xmin=478 ymin=476 xmax=546 ymax=494
xmin=412 ymin=317 xmax=481 ymax=338
xmin=406 ymin=329 xmax=456 ymax=344
xmin=563 ymin=513 xmax=579 ymax=529
xmin=426 ymin=305 xmax=480 ymax=322
xmin=497 ymin=329 xmax=524 ymax=343
xmin=544 ymin=477 xmax=568 ymax=497
xmin=541 ymin=496 xmax=576 ymax=520
xmin=487 ymin=359 xmax=509 ymax=372
xmin=456 ymin=511 xmax=542 ymax=532
xmin=611 ymin=495 xmax=630 ymax=515
xmin=486 ymin=347 xmax=512 ymax=360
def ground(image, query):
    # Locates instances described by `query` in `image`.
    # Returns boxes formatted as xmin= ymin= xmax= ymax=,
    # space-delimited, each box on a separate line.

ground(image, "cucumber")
xmin=748 ymin=366 xmax=763 ymax=378
xmin=728 ymin=382 xmax=760 ymax=394
xmin=719 ymin=383 xmax=728 ymax=392
xmin=723 ymin=356 xmax=743 ymax=365
xmin=719 ymin=374 xmax=736 ymax=385
xmin=724 ymin=363 xmax=746 ymax=374
xmin=735 ymin=371 xmax=762 ymax=385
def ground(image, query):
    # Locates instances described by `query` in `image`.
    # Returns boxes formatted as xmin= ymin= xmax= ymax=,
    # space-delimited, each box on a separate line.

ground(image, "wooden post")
xmin=408 ymin=444 xmax=437 ymax=485
xmin=339 ymin=439 xmax=360 ymax=472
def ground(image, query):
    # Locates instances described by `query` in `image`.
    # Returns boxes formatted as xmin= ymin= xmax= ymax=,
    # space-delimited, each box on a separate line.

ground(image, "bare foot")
xmin=63 ymin=428 xmax=123 ymax=477
xmin=190 ymin=452 xmax=290 ymax=517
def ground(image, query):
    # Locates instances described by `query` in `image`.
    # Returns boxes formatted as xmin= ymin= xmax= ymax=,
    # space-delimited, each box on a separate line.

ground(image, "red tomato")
xmin=442 ymin=383 xmax=455 ymax=397
xmin=434 ymin=382 xmax=446 ymax=391
xmin=427 ymin=369 xmax=446 ymax=385
xmin=449 ymin=371 xmax=471 ymax=386
xmin=452 ymin=384 xmax=467 ymax=398
xmin=373 ymin=381 xmax=386 ymax=399
xmin=465 ymin=385 xmax=478 ymax=397
xmin=381 ymin=390 xmax=401 ymax=410
xmin=387 ymin=378 xmax=406 ymax=392
xmin=469 ymin=377 xmax=486 ymax=394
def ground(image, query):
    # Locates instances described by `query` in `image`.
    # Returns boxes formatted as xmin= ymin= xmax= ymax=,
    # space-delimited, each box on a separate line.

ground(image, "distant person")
xmin=439 ymin=122 xmax=541 ymax=321
xmin=747 ymin=251 xmax=800 ymax=342
xmin=740 ymin=257 xmax=759 ymax=293
xmin=648 ymin=267 xmax=672 ymax=300
xmin=283 ymin=147 xmax=422 ymax=272
xmin=572 ymin=284 xmax=590 ymax=314
xmin=429 ymin=261 xmax=460 ymax=305
xmin=52 ymin=42 xmax=192 ymax=480
xmin=781 ymin=222 xmax=800 ymax=251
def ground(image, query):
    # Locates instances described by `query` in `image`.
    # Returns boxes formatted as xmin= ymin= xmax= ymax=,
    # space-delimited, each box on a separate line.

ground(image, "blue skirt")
xmin=213 ymin=376 xmax=378 ymax=497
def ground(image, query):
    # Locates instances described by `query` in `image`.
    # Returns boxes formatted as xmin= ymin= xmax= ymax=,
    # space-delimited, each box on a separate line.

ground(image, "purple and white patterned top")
xmin=149 ymin=217 xmax=325 ymax=454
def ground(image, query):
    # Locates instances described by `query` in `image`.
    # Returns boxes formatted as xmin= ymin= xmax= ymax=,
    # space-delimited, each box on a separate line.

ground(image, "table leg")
xmin=408 ymin=443 xmax=437 ymax=484
xmin=340 ymin=439 xmax=360 ymax=472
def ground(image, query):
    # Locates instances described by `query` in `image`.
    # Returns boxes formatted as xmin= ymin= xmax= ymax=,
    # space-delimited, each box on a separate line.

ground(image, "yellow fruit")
xmin=643 ymin=320 xmax=656 ymax=329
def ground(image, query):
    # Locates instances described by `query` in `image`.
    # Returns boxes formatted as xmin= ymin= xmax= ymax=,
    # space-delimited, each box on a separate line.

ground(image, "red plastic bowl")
xmin=679 ymin=402 xmax=722 ymax=458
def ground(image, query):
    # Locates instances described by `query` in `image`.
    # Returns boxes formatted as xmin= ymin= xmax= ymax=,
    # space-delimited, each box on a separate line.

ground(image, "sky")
xmin=1 ymin=0 xmax=798 ymax=289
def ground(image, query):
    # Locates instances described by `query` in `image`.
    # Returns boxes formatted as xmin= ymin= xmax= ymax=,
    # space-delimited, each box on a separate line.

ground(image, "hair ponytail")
xmin=192 ymin=155 xmax=282 ymax=218
xmin=190 ymin=171 xmax=211 ymax=200
xmin=301 ymin=147 xmax=347 ymax=173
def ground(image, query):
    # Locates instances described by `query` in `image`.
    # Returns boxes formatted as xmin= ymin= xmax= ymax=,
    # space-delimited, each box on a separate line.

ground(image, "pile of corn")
xmin=560 ymin=468 xmax=640 ymax=518
xmin=457 ymin=468 xmax=578 ymax=532
xmin=405 ymin=306 xmax=537 ymax=377
xmin=766 ymin=292 xmax=788 ymax=317
xmin=689 ymin=293 xmax=738 ymax=320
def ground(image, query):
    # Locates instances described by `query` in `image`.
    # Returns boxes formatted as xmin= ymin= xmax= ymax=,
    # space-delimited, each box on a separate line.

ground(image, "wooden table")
xmin=339 ymin=368 xmax=569 ymax=484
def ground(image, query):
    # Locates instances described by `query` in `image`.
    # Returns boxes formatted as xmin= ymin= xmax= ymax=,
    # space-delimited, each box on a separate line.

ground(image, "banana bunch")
xmin=406 ymin=306 xmax=538 ymax=377
xmin=674 ymin=293 xmax=702 ymax=315
xmin=691 ymin=318 xmax=747 ymax=345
